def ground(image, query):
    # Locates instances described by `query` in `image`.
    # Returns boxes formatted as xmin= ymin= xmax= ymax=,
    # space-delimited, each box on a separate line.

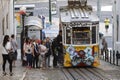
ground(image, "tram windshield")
xmin=72 ymin=27 xmax=90 ymax=44
xmin=65 ymin=27 xmax=91 ymax=45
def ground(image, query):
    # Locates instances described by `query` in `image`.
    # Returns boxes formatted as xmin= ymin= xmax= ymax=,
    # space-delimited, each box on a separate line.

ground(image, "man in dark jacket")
xmin=56 ymin=30 xmax=63 ymax=66
xmin=45 ymin=37 xmax=52 ymax=67
xmin=52 ymin=37 xmax=58 ymax=68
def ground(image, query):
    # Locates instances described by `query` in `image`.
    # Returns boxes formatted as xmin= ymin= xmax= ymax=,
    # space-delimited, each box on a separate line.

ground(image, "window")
xmin=66 ymin=27 xmax=71 ymax=44
xmin=92 ymin=26 xmax=96 ymax=43
xmin=72 ymin=27 xmax=90 ymax=44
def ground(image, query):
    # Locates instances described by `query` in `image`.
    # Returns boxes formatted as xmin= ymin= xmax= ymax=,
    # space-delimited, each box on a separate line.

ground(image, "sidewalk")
xmin=0 ymin=60 xmax=26 ymax=80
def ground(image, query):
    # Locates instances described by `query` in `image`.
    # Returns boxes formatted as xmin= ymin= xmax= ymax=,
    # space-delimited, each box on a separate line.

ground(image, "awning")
xmin=24 ymin=16 xmax=43 ymax=29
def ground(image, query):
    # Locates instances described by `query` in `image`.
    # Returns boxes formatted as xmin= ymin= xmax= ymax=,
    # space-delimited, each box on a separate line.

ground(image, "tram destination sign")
xmin=69 ymin=22 xmax=91 ymax=27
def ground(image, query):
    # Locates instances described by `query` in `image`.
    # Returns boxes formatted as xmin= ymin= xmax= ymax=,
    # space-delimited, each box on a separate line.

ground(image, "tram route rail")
xmin=61 ymin=67 xmax=110 ymax=80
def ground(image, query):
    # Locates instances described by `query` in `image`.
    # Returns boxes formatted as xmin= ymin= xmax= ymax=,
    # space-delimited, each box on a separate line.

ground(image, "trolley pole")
xmin=49 ymin=0 xmax=52 ymax=24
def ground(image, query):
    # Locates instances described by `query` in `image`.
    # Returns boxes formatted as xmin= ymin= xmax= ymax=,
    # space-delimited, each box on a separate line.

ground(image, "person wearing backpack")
xmin=32 ymin=39 xmax=40 ymax=68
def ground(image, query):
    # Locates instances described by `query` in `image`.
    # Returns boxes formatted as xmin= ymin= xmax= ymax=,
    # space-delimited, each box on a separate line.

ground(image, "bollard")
xmin=105 ymin=50 xmax=106 ymax=61
xmin=105 ymin=49 xmax=108 ymax=62
xmin=116 ymin=51 xmax=119 ymax=66
xmin=107 ymin=49 xmax=109 ymax=62
xmin=110 ymin=50 xmax=112 ymax=64
xmin=113 ymin=50 xmax=115 ymax=65
xmin=116 ymin=51 xmax=120 ymax=66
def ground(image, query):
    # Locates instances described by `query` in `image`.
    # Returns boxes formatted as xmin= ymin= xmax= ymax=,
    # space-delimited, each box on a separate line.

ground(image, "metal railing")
xmin=101 ymin=49 xmax=120 ymax=66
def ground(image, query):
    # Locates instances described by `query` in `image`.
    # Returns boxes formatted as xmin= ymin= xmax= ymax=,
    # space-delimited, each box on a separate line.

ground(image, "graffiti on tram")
xmin=64 ymin=45 xmax=99 ymax=67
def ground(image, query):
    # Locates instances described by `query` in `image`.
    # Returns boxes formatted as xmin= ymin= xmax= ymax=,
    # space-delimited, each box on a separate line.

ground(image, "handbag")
xmin=8 ymin=52 xmax=15 ymax=60
xmin=23 ymin=56 xmax=27 ymax=61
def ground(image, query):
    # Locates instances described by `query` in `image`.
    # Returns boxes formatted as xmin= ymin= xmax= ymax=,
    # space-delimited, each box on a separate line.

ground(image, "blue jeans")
xmin=26 ymin=53 xmax=33 ymax=67
xmin=46 ymin=55 xmax=50 ymax=67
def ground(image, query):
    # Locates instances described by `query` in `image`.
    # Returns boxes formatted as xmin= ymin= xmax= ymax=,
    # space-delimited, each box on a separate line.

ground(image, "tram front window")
xmin=72 ymin=27 xmax=90 ymax=44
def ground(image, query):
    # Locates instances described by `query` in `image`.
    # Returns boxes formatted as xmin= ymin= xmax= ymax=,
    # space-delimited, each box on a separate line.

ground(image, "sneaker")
xmin=3 ymin=72 xmax=7 ymax=76
xmin=10 ymin=72 xmax=13 ymax=76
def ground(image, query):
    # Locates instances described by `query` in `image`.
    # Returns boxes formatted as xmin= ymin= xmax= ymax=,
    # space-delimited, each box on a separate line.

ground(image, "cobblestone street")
xmin=0 ymin=59 xmax=120 ymax=80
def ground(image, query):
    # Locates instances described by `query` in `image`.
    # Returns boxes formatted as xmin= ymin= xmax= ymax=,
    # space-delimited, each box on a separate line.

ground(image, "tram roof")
xmin=59 ymin=6 xmax=99 ymax=23
xmin=24 ymin=16 xmax=43 ymax=29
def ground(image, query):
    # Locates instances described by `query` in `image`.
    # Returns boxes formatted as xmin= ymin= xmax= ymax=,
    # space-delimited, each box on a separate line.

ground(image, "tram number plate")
xmin=116 ymin=53 xmax=120 ymax=59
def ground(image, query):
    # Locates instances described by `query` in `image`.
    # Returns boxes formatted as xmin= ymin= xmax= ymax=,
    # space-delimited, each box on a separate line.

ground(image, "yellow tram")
xmin=59 ymin=0 xmax=100 ymax=67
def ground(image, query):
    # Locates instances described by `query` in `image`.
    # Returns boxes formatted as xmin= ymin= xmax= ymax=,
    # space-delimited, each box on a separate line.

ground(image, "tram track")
xmin=20 ymin=67 xmax=112 ymax=80
xmin=61 ymin=69 xmax=75 ymax=80
xmin=92 ymin=68 xmax=112 ymax=79
xmin=67 ymin=68 xmax=86 ymax=80
xmin=86 ymin=68 xmax=110 ymax=80
xmin=61 ymin=67 xmax=111 ymax=80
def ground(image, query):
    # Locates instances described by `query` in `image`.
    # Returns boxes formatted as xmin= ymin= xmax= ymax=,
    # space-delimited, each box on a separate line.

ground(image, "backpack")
xmin=34 ymin=44 xmax=39 ymax=56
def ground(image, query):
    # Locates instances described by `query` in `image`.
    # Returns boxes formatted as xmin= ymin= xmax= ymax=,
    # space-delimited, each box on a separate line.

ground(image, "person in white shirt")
xmin=39 ymin=40 xmax=48 ymax=69
xmin=2 ymin=35 xmax=13 ymax=76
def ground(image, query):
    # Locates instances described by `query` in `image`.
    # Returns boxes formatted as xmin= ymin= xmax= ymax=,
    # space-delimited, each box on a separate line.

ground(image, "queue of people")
xmin=1 ymin=30 xmax=63 ymax=76
xmin=22 ymin=31 xmax=63 ymax=69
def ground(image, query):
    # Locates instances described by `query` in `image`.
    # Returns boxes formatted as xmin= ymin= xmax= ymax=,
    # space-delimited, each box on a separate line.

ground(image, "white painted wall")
xmin=0 ymin=0 xmax=14 ymax=44
xmin=113 ymin=0 xmax=120 ymax=51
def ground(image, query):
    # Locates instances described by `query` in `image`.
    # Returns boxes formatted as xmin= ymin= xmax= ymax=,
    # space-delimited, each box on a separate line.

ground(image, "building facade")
xmin=113 ymin=0 xmax=120 ymax=51
xmin=0 ymin=0 xmax=14 ymax=43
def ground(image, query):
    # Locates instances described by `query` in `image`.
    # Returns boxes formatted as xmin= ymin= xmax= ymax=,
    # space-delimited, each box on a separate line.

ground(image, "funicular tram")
xmin=59 ymin=0 xmax=100 ymax=67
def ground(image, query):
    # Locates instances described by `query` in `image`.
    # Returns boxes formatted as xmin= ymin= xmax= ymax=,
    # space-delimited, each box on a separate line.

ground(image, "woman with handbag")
xmin=2 ymin=35 xmax=13 ymax=76
xmin=23 ymin=37 xmax=34 ymax=69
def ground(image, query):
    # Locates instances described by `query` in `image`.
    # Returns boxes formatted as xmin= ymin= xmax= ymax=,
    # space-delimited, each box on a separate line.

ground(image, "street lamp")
xmin=19 ymin=6 xmax=26 ymax=66
xmin=19 ymin=6 xmax=26 ymax=37
xmin=97 ymin=0 xmax=101 ymax=18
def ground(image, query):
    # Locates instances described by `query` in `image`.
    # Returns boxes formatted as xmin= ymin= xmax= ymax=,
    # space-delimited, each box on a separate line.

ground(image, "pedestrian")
xmin=45 ymin=37 xmax=52 ymax=68
xmin=23 ymin=37 xmax=34 ymax=69
xmin=37 ymin=39 xmax=42 ymax=68
xmin=52 ymin=37 xmax=58 ymax=68
xmin=102 ymin=38 xmax=108 ymax=60
xmin=11 ymin=34 xmax=18 ymax=67
xmin=56 ymin=30 xmax=63 ymax=67
xmin=104 ymin=18 xmax=110 ymax=32
xmin=32 ymin=39 xmax=40 ymax=68
xmin=2 ymin=35 xmax=13 ymax=76
xmin=39 ymin=40 xmax=48 ymax=70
